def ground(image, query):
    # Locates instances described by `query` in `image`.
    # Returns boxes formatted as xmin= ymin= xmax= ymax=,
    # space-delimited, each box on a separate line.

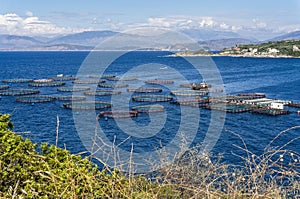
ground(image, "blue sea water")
xmin=0 ymin=51 xmax=299 ymax=165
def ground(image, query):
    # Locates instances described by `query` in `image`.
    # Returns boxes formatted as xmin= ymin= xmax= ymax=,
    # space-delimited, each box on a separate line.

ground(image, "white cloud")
xmin=25 ymin=11 xmax=33 ymax=17
xmin=199 ymin=17 xmax=214 ymax=27
xmin=145 ymin=16 xmax=234 ymax=31
xmin=0 ymin=13 xmax=85 ymax=35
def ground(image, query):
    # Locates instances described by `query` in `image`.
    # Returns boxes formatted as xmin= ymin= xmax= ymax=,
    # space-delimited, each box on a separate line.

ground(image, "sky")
xmin=0 ymin=0 xmax=300 ymax=40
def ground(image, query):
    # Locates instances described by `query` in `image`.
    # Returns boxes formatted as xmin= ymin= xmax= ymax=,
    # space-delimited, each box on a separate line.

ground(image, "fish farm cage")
xmin=73 ymin=79 xmax=105 ymax=84
xmin=0 ymin=85 xmax=9 ymax=90
xmin=131 ymin=104 xmax=165 ymax=113
xmin=120 ymin=77 xmax=138 ymax=81
xmin=204 ymin=103 xmax=252 ymax=113
xmin=57 ymin=86 xmax=90 ymax=92
xmin=99 ymin=110 xmax=138 ymax=118
xmin=287 ymin=102 xmax=300 ymax=108
xmin=33 ymin=79 xmax=54 ymax=83
xmin=237 ymin=93 xmax=266 ymax=98
xmin=57 ymin=96 xmax=86 ymax=101
xmin=179 ymin=83 xmax=193 ymax=88
xmin=145 ymin=80 xmax=174 ymax=85
xmin=208 ymin=88 xmax=224 ymax=93
xmin=127 ymin=87 xmax=162 ymax=93
xmin=28 ymin=82 xmax=66 ymax=87
xmin=84 ymin=90 xmax=121 ymax=96
xmin=52 ymin=76 xmax=78 ymax=81
xmin=88 ymin=74 xmax=116 ymax=79
xmin=98 ymin=83 xmax=129 ymax=88
xmin=62 ymin=101 xmax=112 ymax=110
xmin=0 ymin=89 xmax=40 ymax=96
xmin=171 ymin=90 xmax=208 ymax=96
xmin=106 ymin=77 xmax=138 ymax=81
xmin=171 ymin=98 xmax=209 ymax=108
xmin=251 ymin=108 xmax=290 ymax=116
xmin=16 ymin=95 xmax=56 ymax=103
xmin=132 ymin=95 xmax=173 ymax=102
xmin=2 ymin=78 xmax=33 ymax=83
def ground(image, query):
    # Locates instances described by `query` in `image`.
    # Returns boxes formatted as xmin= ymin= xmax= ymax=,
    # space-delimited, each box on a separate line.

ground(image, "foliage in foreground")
xmin=0 ymin=113 xmax=299 ymax=198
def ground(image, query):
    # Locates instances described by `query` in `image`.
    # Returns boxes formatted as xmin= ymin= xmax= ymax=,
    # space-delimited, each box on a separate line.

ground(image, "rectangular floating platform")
xmin=287 ymin=102 xmax=300 ymax=108
xmin=204 ymin=104 xmax=252 ymax=113
xmin=251 ymin=108 xmax=290 ymax=116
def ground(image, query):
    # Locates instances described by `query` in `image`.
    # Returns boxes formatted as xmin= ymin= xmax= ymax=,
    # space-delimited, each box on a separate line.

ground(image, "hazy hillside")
xmin=0 ymin=30 xmax=299 ymax=51
xmin=198 ymin=38 xmax=256 ymax=51
xmin=269 ymin=30 xmax=300 ymax=41
xmin=221 ymin=39 xmax=300 ymax=57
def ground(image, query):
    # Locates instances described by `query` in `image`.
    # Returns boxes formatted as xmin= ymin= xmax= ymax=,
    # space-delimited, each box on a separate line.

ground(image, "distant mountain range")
xmin=0 ymin=30 xmax=300 ymax=51
xmin=269 ymin=31 xmax=300 ymax=41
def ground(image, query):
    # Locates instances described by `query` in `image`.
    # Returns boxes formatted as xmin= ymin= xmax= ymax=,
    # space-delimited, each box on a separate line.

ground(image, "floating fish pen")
xmin=251 ymin=108 xmax=290 ymax=116
xmin=171 ymin=90 xmax=208 ymax=96
xmin=63 ymin=101 xmax=112 ymax=110
xmin=105 ymin=77 xmax=120 ymax=81
xmin=127 ymin=87 xmax=162 ymax=93
xmin=84 ymin=90 xmax=121 ymax=96
xmin=179 ymin=83 xmax=193 ymax=88
xmin=205 ymin=104 xmax=252 ymax=113
xmin=2 ymin=78 xmax=33 ymax=83
xmin=57 ymin=86 xmax=90 ymax=92
xmin=208 ymin=88 xmax=224 ymax=93
xmin=120 ymin=77 xmax=138 ymax=81
xmin=0 ymin=89 xmax=40 ymax=96
xmin=98 ymin=83 xmax=129 ymax=88
xmin=16 ymin=95 xmax=56 ymax=103
xmin=52 ymin=76 xmax=78 ymax=81
xmin=237 ymin=93 xmax=266 ymax=99
xmin=131 ymin=104 xmax=165 ymax=113
xmin=33 ymin=79 xmax=54 ymax=83
xmin=28 ymin=82 xmax=65 ymax=87
xmin=57 ymin=96 xmax=86 ymax=101
xmin=73 ymin=79 xmax=105 ymax=84
xmin=88 ymin=74 xmax=116 ymax=79
xmin=99 ymin=110 xmax=138 ymax=118
xmin=287 ymin=102 xmax=300 ymax=108
xmin=145 ymin=80 xmax=174 ymax=85
xmin=0 ymin=85 xmax=9 ymax=90
xmin=172 ymin=98 xmax=209 ymax=107
xmin=132 ymin=95 xmax=173 ymax=102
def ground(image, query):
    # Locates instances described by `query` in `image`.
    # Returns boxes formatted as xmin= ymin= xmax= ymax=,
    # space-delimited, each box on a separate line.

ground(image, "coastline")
xmin=170 ymin=53 xmax=300 ymax=58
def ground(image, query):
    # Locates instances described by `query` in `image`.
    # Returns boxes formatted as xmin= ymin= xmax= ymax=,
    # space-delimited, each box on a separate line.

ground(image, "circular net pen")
xmin=62 ymin=101 xmax=112 ymax=110
xmin=145 ymin=79 xmax=174 ymax=85
xmin=99 ymin=110 xmax=138 ymax=118
xmin=84 ymin=90 xmax=121 ymax=96
xmin=132 ymin=95 xmax=173 ymax=102
xmin=52 ymin=76 xmax=78 ymax=81
xmin=172 ymin=98 xmax=210 ymax=108
xmin=179 ymin=83 xmax=193 ymax=88
xmin=73 ymin=79 xmax=105 ymax=84
xmin=28 ymin=82 xmax=65 ymax=87
xmin=0 ymin=89 xmax=40 ymax=96
xmin=16 ymin=95 xmax=56 ymax=103
xmin=57 ymin=86 xmax=90 ymax=92
xmin=171 ymin=90 xmax=208 ymax=96
xmin=132 ymin=104 xmax=165 ymax=113
xmin=120 ymin=77 xmax=138 ymax=81
xmin=89 ymin=74 xmax=116 ymax=79
xmin=0 ymin=85 xmax=9 ymax=90
xmin=2 ymin=78 xmax=33 ymax=83
xmin=98 ymin=83 xmax=128 ymax=88
xmin=57 ymin=96 xmax=86 ymax=101
xmin=33 ymin=79 xmax=53 ymax=83
xmin=127 ymin=87 xmax=162 ymax=93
